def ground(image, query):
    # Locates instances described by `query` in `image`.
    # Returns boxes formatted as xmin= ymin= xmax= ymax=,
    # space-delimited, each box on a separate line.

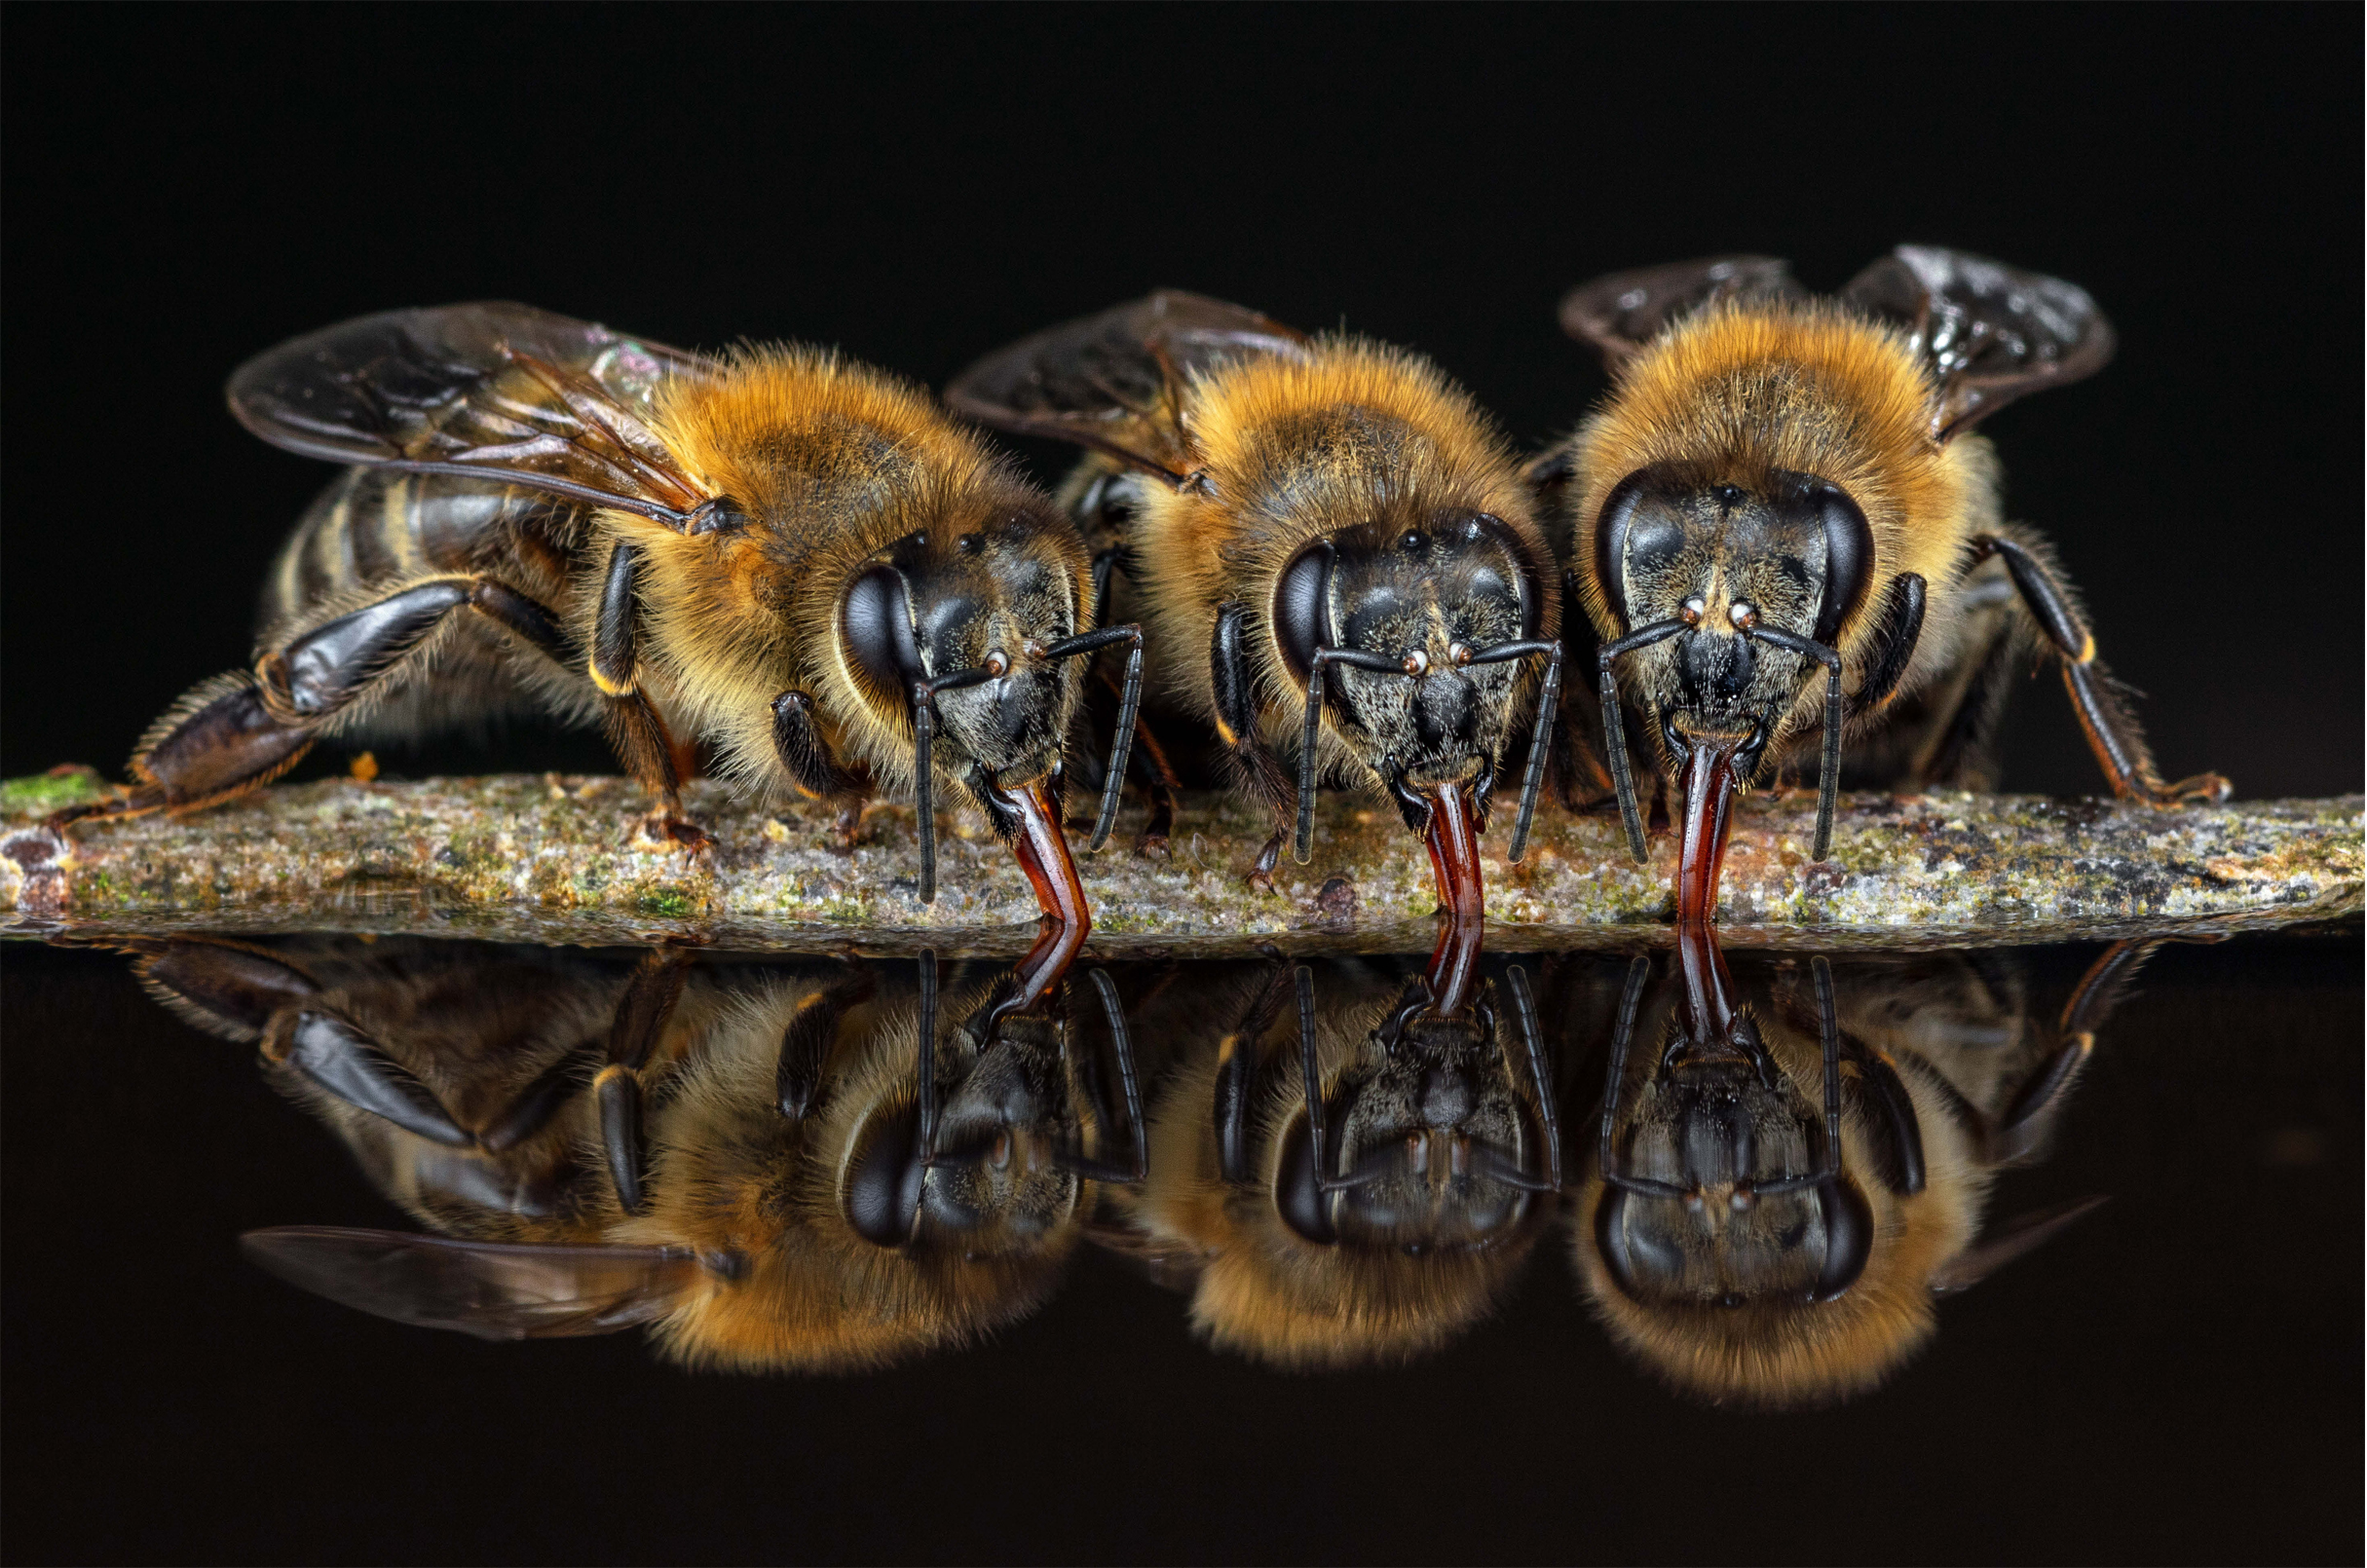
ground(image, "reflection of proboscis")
xmin=1573 ymin=925 xmax=2150 ymax=1405
xmin=1094 ymin=954 xmax=1561 ymax=1367
xmin=117 ymin=935 xmax=1144 ymax=1371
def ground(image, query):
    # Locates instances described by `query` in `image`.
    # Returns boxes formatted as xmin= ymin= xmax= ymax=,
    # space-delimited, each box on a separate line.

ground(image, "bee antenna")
xmin=916 ymin=948 xmax=941 ymax=1173
xmin=1296 ymin=647 xmax=1408 ymax=864
xmin=1033 ymin=624 xmax=1147 ymax=853
xmin=1508 ymin=964 xmax=1561 ymax=1189
xmin=1812 ymin=953 xmax=1842 ymax=1183
xmin=1088 ymin=967 xmax=1146 ymax=1181
xmin=907 ymin=663 xmax=1005 ymax=904
xmin=1510 ymin=644 xmax=1562 ymax=863
xmin=1595 ymin=619 xmax=1687 ymax=866
xmin=911 ymin=686 xmax=939 ymax=903
xmin=1295 ymin=963 xmax=1328 ymax=1187
xmin=1462 ymin=637 xmax=1567 ymax=863
xmin=1742 ymin=624 xmax=1845 ymax=861
xmin=1597 ymin=952 xmax=1652 ymax=1186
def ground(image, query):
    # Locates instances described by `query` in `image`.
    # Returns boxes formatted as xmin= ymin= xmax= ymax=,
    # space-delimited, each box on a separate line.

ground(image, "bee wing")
xmin=1558 ymin=255 xmax=1803 ymax=366
xmin=241 ymin=1225 xmax=704 ymax=1339
xmin=1840 ymin=245 xmax=2117 ymax=440
xmin=1927 ymin=1194 xmax=2112 ymax=1295
xmin=227 ymin=303 xmax=726 ymax=527
xmin=946 ymin=290 xmax=1311 ymax=485
xmin=1079 ymin=1220 xmax=1209 ymax=1292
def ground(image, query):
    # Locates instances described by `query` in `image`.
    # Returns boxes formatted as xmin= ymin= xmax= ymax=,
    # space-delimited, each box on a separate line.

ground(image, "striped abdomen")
xmin=258 ymin=469 xmax=588 ymax=637
xmin=254 ymin=469 xmax=600 ymax=740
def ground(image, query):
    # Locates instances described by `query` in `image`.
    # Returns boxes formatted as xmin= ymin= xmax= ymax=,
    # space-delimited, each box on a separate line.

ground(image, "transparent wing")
xmin=1078 ymin=1220 xmax=1208 ymax=1292
xmin=945 ymin=289 xmax=1309 ymax=483
xmin=227 ymin=302 xmax=724 ymax=526
xmin=241 ymin=1225 xmax=703 ymax=1339
xmin=1558 ymin=255 xmax=1803 ymax=366
xmin=1840 ymin=245 xmax=2116 ymax=440
xmin=1927 ymin=1195 xmax=2112 ymax=1295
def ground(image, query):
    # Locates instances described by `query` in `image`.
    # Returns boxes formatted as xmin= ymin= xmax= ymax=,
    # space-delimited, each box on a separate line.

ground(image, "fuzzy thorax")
xmin=1130 ymin=337 xmax=1557 ymax=789
xmin=620 ymin=979 xmax=1077 ymax=1372
xmin=1565 ymin=302 xmax=1999 ymax=728
xmin=1572 ymin=1019 xmax=1984 ymax=1407
xmin=593 ymin=347 xmax=1091 ymax=803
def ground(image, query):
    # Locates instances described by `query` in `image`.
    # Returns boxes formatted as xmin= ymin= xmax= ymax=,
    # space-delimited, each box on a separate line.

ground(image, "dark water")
xmin=3 ymin=927 xmax=2357 ymax=1565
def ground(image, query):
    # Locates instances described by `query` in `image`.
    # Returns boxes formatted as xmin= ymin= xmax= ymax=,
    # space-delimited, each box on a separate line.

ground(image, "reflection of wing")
xmin=1928 ymin=1194 xmax=2111 ymax=1295
xmin=945 ymin=290 xmax=1309 ymax=485
xmin=1079 ymin=1221 xmax=1208 ymax=1292
xmin=1558 ymin=256 xmax=1802 ymax=366
xmin=227 ymin=303 xmax=725 ymax=527
xmin=1841 ymin=246 xmax=2116 ymax=440
xmin=241 ymin=1226 xmax=703 ymax=1339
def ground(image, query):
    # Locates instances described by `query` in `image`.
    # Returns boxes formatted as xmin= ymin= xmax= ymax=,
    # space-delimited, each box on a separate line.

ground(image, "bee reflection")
xmin=1573 ymin=925 xmax=2141 ymax=1406
xmin=117 ymin=935 xmax=1142 ymax=1372
xmin=1099 ymin=954 xmax=1559 ymax=1368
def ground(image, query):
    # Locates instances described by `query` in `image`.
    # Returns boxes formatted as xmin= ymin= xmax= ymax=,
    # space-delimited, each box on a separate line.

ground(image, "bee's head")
xmin=1570 ymin=938 xmax=1981 ymax=1403
xmin=842 ymin=963 xmax=1141 ymax=1255
xmin=830 ymin=478 xmax=1140 ymax=912
xmin=1596 ymin=465 xmax=1866 ymax=734
xmin=1273 ymin=508 xmax=1550 ymax=811
xmin=1589 ymin=463 xmax=1871 ymax=905
xmin=1275 ymin=973 xmax=1559 ymax=1251
xmin=836 ymin=500 xmax=1086 ymax=795
xmin=1591 ymin=1009 xmax=1873 ymax=1310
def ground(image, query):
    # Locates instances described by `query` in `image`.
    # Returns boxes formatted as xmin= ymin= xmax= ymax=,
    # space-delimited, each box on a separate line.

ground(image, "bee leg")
xmin=1246 ymin=832 xmax=1288 ymax=894
xmin=1971 ymin=532 xmax=2231 ymax=805
xmin=1212 ymin=602 xmax=1298 ymax=892
xmin=586 ymin=546 xmax=712 ymax=855
xmin=121 ymin=934 xmax=320 ymax=1040
xmin=593 ymin=949 xmax=693 ymax=1213
xmin=1096 ymin=665 xmax=1181 ymax=857
xmin=1215 ymin=962 xmax=1296 ymax=1184
xmin=605 ymin=691 xmax=711 ymax=858
xmin=1980 ymin=938 xmax=2164 ymax=1166
xmin=474 ymin=1042 xmax=602 ymax=1155
xmin=769 ymin=688 xmax=872 ymax=849
xmin=259 ymin=1007 xmax=473 ymax=1149
xmin=774 ymin=967 xmax=876 ymax=1119
xmin=52 ymin=672 xmax=317 ymax=831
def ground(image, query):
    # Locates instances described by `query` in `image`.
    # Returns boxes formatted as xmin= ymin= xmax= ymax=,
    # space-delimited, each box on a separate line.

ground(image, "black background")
xmin=2 ymin=935 xmax=2359 ymax=1564
xmin=1 ymin=6 xmax=2359 ymax=797
xmin=3 ymin=8 xmax=2363 ymax=1566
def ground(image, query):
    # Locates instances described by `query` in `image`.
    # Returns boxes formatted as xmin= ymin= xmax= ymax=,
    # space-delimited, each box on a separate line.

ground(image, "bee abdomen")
xmin=260 ymin=470 xmax=585 ymax=635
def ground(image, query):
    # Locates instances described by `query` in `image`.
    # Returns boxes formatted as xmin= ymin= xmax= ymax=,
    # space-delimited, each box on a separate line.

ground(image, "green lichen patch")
xmin=0 ymin=767 xmax=105 ymax=818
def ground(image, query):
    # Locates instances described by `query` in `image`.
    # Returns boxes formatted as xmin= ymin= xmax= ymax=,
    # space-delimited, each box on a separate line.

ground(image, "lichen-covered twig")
xmin=2 ymin=767 xmax=2356 ymax=954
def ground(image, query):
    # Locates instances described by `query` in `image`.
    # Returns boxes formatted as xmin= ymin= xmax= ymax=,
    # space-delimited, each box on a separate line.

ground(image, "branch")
xmin=3 ymin=768 xmax=2357 ymax=953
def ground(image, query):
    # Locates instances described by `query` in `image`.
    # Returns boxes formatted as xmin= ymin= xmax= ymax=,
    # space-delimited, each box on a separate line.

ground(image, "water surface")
xmin=3 ymin=927 xmax=2355 ymax=1563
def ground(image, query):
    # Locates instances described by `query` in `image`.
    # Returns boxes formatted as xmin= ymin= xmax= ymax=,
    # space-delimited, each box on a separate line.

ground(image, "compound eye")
xmin=844 ymin=1106 xmax=925 ymax=1249
xmin=1811 ymin=1176 xmax=1875 ymax=1301
xmin=840 ymin=564 xmax=925 ymax=698
xmin=1273 ymin=1112 xmax=1336 ymax=1245
xmin=1812 ymin=485 xmax=1875 ymax=647
xmin=1270 ymin=541 xmax=1334 ymax=684
xmin=1595 ymin=470 xmax=1684 ymax=631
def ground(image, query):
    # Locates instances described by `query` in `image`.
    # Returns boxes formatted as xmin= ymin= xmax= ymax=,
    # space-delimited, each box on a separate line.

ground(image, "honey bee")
xmin=1571 ymin=923 xmax=2142 ymax=1405
xmin=949 ymin=292 xmax=1563 ymax=940
xmin=120 ymin=934 xmax=1146 ymax=1370
xmin=1091 ymin=942 xmax=1559 ymax=1368
xmin=53 ymin=303 xmax=1145 ymax=961
xmin=1538 ymin=249 xmax=2230 ymax=918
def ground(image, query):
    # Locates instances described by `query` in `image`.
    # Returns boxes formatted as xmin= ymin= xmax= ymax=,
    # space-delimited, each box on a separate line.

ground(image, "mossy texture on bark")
xmin=2 ymin=769 xmax=2357 ymax=953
